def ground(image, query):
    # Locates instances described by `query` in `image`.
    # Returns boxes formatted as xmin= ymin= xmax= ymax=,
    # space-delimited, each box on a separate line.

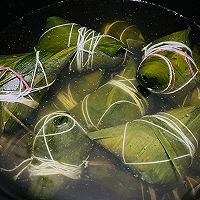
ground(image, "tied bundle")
xmin=88 ymin=106 xmax=200 ymax=185
xmin=0 ymin=46 xmax=75 ymax=134
xmin=0 ymin=18 xmax=151 ymax=199
xmin=136 ymin=29 xmax=199 ymax=94
xmin=69 ymin=56 xmax=148 ymax=130
xmin=102 ymin=20 xmax=145 ymax=49
xmin=0 ymin=110 xmax=164 ymax=200
xmin=1 ymin=14 xmax=200 ymax=199
xmin=0 ymin=16 xmax=126 ymax=134
xmin=38 ymin=19 xmax=148 ymax=115
xmin=36 ymin=17 xmax=126 ymax=72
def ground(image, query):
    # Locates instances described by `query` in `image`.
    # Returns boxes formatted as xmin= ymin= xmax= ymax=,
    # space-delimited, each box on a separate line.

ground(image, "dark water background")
xmin=0 ymin=0 xmax=200 ymax=54
xmin=0 ymin=1 xmax=200 ymax=199
xmin=0 ymin=0 xmax=200 ymax=31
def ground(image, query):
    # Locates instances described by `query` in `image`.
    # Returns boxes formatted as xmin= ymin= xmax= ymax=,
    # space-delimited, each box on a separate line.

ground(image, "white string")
xmin=144 ymin=41 xmax=192 ymax=55
xmin=0 ymin=72 xmax=36 ymax=108
xmin=0 ymin=91 xmax=38 ymax=108
xmin=28 ymin=157 xmax=83 ymax=179
xmin=81 ymin=94 xmax=98 ymax=130
xmin=3 ymin=106 xmax=31 ymax=132
xmin=0 ymin=158 xmax=33 ymax=172
xmin=31 ymin=50 xmax=48 ymax=88
xmin=144 ymin=53 xmax=175 ymax=94
xmin=0 ymin=111 xmax=88 ymax=180
xmin=150 ymin=114 xmax=196 ymax=158
xmin=68 ymin=23 xmax=75 ymax=47
xmin=69 ymin=27 xmax=105 ymax=71
xmin=81 ymin=74 xmax=148 ymax=129
xmin=96 ymin=100 xmax=137 ymax=127
xmin=116 ymin=74 xmax=136 ymax=83
xmin=0 ymin=51 xmax=51 ymax=108
xmin=36 ymin=113 xmax=76 ymax=138
xmin=68 ymin=27 xmax=121 ymax=71
xmin=108 ymin=78 xmax=147 ymax=115
xmin=138 ymin=41 xmax=198 ymax=94
xmin=39 ymin=23 xmax=76 ymax=40
xmin=113 ymin=75 xmax=148 ymax=104
xmin=0 ymin=157 xmax=33 ymax=180
xmin=160 ymin=112 xmax=198 ymax=148
xmin=39 ymin=21 xmax=123 ymax=71
xmin=122 ymin=112 xmax=197 ymax=165
xmin=29 ymin=111 xmax=88 ymax=178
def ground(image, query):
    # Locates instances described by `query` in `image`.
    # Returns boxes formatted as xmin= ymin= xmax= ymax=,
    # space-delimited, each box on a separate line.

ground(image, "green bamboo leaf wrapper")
xmin=27 ymin=113 xmax=92 ymax=199
xmin=88 ymin=106 xmax=200 ymax=185
xmin=136 ymin=29 xmax=198 ymax=94
xmin=0 ymin=16 xmax=128 ymax=134
xmin=102 ymin=20 xmax=145 ymax=49
xmin=17 ymin=110 xmax=186 ymax=198
xmin=22 ymin=59 xmax=148 ymax=198
xmin=37 ymin=69 xmax=106 ymax=116
xmin=182 ymin=85 xmax=200 ymax=107
xmin=12 ymin=111 xmax=93 ymax=199
xmin=21 ymin=61 xmax=148 ymax=198
xmin=155 ymin=45 xmax=200 ymax=108
xmin=0 ymin=53 xmax=31 ymax=67
xmin=0 ymin=111 xmax=161 ymax=200
xmin=180 ymin=46 xmax=200 ymax=106
xmin=0 ymin=48 xmax=75 ymax=134
xmin=36 ymin=16 xmax=126 ymax=72
xmin=69 ymin=56 xmax=148 ymax=131
xmin=0 ymin=112 xmax=131 ymax=199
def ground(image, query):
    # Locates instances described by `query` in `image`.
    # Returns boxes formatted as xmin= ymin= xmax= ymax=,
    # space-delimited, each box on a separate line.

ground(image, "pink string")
xmin=149 ymin=47 xmax=196 ymax=78
xmin=0 ymin=66 xmax=32 ymax=92
xmin=183 ymin=52 xmax=196 ymax=78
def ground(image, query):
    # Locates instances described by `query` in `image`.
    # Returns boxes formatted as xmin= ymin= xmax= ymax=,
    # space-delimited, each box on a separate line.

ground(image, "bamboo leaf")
xmin=102 ymin=20 xmax=145 ymax=47
xmin=136 ymin=29 xmax=198 ymax=94
xmin=88 ymin=106 xmax=200 ymax=184
xmin=36 ymin=16 xmax=126 ymax=72
xmin=0 ymin=16 xmax=127 ymax=134
xmin=69 ymin=56 xmax=148 ymax=131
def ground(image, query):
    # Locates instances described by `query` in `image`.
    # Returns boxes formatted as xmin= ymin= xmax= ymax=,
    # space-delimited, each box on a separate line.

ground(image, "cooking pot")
xmin=0 ymin=1 xmax=200 ymax=199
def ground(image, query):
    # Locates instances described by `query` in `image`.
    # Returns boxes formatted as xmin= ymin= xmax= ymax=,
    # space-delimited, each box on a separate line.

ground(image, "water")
xmin=0 ymin=0 xmax=200 ymax=199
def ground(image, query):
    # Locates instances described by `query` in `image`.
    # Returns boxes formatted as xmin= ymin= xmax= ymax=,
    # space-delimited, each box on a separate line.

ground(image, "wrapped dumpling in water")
xmin=36 ymin=16 xmax=126 ymax=72
xmin=136 ymin=29 xmax=199 ymax=94
xmin=37 ymin=18 xmax=149 ymax=116
xmin=153 ymin=44 xmax=200 ymax=108
xmin=0 ymin=111 xmax=155 ymax=200
xmin=0 ymin=48 xmax=75 ymax=134
xmin=102 ymin=20 xmax=145 ymax=58
xmin=69 ymin=56 xmax=149 ymax=131
xmin=88 ymin=106 xmax=200 ymax=185
xmin=0 ymin=111 xmax=93 ymax=198
xmin=0 ymin=17 xmax=77 ymax=134
xmin=37 ymin=68 xmax=107 ymax=114
xmin=0 ymin=16 xmax=126 ymax=135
